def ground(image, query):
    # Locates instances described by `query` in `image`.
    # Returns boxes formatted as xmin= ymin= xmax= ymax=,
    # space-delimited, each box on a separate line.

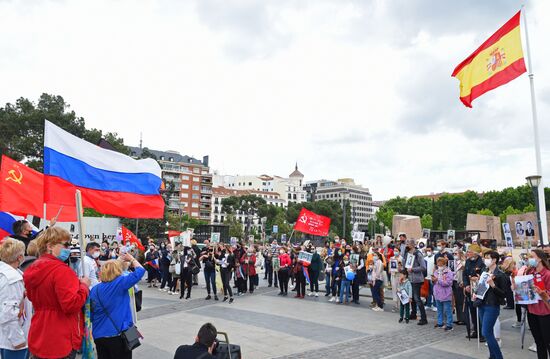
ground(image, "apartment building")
xmin=129 ymin=147 xmax=212 ymax=222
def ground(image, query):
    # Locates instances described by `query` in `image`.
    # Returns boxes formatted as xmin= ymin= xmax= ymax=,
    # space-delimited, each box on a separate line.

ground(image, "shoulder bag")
xmin=95 ymin=292 xmax=142 ymax=350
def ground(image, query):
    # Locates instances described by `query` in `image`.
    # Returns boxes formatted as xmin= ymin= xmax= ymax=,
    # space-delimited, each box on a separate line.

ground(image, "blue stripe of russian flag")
xmin=44 ymin=147 xmax=162 ymax=195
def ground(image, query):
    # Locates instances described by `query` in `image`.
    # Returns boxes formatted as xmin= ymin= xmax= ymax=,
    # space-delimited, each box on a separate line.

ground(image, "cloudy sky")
xmin=2 ymin=0 xmax=549 ymax=200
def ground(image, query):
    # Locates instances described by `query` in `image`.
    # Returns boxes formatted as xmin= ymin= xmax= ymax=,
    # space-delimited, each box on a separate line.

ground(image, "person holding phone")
xmin=526 ymin=249 xmax=550 ymax=359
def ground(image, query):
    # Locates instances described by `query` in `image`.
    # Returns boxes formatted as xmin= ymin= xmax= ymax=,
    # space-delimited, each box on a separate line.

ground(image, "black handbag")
xmin=96 ymin=293 xmax=142 ymax=350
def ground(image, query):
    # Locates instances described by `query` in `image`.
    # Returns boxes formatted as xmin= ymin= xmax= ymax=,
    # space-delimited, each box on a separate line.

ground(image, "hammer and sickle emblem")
xmin=299 ymin=214 xmax=308 ymax=224
xmin=6 ymin=169 xmax=23 ymax=184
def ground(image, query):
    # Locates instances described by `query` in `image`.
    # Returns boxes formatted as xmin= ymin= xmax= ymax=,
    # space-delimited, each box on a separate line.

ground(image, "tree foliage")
xmin=379 ymin=186 xmax=549 ymax=232
xmin=0 ymin=94 xmax=128 ymax=171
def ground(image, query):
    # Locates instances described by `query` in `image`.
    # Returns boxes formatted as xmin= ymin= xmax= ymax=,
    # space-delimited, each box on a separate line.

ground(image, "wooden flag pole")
xmin=75 ymin=190 xmax=87 ymax=277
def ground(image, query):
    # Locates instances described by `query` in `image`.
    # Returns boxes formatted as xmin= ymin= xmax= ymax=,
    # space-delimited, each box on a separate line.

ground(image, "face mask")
xmin=438 ymin=265 xmax=445 ymax=270
xmin=338 ymin=251 xmax=342 ymax=256
xmin=436 ymin=246 xmax=442 ymax=252
xmin=57 ymin=248 xmax=71 ymax=262
xmin=373 ymin=257 xmax=378 ymax=262
xmin=344 ymin=261 xmax=349 ymax=265
xmin=528 ymin=258 xmax=538 ymax=267
xmin=484 ymin=258 xmax=493 ymax=267
xmin=92 ymin=252 xmax=100 ymax=259
xmin=279 ymin=250 xmax=284 ymax=254
xmin=394 ymin=252 xmax=400 ymax=256
xmin=426 ymin=252 xmax=432 ymax=256
xmin=70 ymin=257 xmax=79 ymax=263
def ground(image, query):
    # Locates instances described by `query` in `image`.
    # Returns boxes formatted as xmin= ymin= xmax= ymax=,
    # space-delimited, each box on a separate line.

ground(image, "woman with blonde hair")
xmin=23 ymin=227 xmax=90 ymax=359
xmin=90 ymin=253 xmax=145 ymax=359
xmin=0 ymin=238 xmax=32 ymax=359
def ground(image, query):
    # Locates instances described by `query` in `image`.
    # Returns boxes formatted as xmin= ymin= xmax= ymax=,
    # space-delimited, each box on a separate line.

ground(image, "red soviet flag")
xmin=0 ymin=155 xmax=77 ymax=221
xmin=122 ymin=225 xmax=144 ymax=251
xmin=294 ymin=208 xmax=331 ymax=236
xmin=0 ymin=155 xmax=44 ymax=217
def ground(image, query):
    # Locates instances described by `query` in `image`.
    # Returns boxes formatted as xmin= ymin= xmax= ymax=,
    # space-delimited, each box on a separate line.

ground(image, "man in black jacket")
xmin=463 ymin=244 xmax=486 ymax=341
xmin=174 ymin=323 xmax=217 ymax=359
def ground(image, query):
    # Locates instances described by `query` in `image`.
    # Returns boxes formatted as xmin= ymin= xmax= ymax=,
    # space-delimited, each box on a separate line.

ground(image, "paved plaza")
xmin=132 ymin=274 xmax=536 ymax=359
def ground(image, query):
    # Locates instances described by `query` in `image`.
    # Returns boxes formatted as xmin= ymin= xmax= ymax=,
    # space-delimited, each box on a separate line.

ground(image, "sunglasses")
xmin=60 ymin=241 xmax=71 ymax=248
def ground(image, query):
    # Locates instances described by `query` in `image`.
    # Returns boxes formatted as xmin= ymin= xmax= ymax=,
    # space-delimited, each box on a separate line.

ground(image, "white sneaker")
xmin=168 ymin=291 xmax=174 ymax=295
xmin=158 ymin=288 xmax=164 ymax=292
xmin=529 ymin=343 xmax=537 ymax=352
xmin=329 ymin=296 xmax=336 ymax=302
xmin=512 ymin=321 xmax=522 ymax=328
xmin=307 ymin=292 xmax=313 ymax=297
xmin=315 ymin=292 xmax=319 ymax=297
xmin=431 ymin=306 xmax=438 ymax=312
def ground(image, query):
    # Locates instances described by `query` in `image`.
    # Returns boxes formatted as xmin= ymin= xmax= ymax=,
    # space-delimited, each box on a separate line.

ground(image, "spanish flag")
xmin=452 ymin=11 xmax=526 ymax=108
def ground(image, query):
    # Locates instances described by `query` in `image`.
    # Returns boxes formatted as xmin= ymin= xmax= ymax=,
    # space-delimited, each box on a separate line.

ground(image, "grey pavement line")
xmin=388 ymin=346 xmax=477 ymax=359
xmin=188 ymin=305 xmax=367 ymax=344
xmin=273 ymin=324 xmax=464 ymax=359
xmin=138 ymin=286 xmax=277 ymax=321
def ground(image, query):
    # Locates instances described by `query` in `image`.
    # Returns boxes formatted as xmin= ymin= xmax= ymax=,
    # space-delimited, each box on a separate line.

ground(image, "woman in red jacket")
xmin=23 ymin=227 xmax=90 ymax=359
xmin=277 ymin=247 xmax=291 ymax=296
xmin=241 ymin=249 xmax=257 ymax=294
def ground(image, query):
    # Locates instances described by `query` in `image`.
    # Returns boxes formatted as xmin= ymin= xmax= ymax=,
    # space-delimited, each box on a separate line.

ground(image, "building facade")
xmin=309 ymin=178 xmax=374 ymax=230
xmin=129 ymin=147 xmax=212 ymax=222
xmin=217 ymin=164 xmax=306 ymax=207
xmin=211 ymin=186 xmax=284 ymax=232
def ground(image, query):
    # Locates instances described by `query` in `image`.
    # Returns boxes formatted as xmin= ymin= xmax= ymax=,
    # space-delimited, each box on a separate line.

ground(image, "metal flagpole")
xmin=42 ymin=203 xmax=47 ymax=229
xmin=75 ymin=190 xmax=88 ymax=277
xmin=523 ymin=6 xmax=549 ymax=246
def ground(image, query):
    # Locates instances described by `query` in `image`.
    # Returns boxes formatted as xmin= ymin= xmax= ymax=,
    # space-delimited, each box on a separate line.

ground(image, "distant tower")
xmin=139 ymin=132 xmax=143 ymax=150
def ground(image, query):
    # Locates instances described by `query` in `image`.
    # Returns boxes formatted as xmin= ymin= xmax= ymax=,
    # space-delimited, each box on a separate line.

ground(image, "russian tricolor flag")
xmin=44 ymin=121 xmax=165 ymax=219
xmin=0 ymin=211 xmax=38 ymax=241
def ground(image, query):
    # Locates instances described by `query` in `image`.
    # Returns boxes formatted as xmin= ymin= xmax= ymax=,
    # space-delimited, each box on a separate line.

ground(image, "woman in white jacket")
xmin=0 ymin=238 xmax=32 ymax=359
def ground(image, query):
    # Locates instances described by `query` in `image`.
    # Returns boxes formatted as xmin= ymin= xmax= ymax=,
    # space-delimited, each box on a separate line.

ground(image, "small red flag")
xmin=293 ymin=208 xmax=331 ymax=236
xmin=0 ymin=155 xmax=43 ymax=217
xmin=122 ymin=225 xmax=144 ymax=251
xmin=0 ymin=155 xmax=76 ymax=221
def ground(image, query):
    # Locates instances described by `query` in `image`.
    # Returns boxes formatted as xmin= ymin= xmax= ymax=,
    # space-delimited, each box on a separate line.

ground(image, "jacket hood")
xmin=23 ymin=254 xmax=67 ymax=288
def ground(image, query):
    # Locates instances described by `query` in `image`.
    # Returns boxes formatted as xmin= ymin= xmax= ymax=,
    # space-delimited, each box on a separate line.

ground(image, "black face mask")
xmin=70 ymin=257 xmax=79 ymax=263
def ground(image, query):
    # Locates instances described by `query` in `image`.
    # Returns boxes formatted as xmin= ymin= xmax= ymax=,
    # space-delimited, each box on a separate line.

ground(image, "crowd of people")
xmin=1 ymin=219 xmax=550 ymax=359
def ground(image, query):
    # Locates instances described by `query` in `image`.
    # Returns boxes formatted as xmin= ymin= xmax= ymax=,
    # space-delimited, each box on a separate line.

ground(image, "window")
xmin=248 ymin=182 xmax=252 ymax=186
xmin=193 ymin=177 xmax=199 ymax=182
xmin=192 ymin=203 xmax=199 ymax=208
xmin=169 ymin=157 xmax=174 ymax=162
xmin=181 ymin=184 xmax=189 ymax=190
xmin=192 ymin=212 xmax=198 ymax=217
xmin=192 ymin=194 xmax=199 ymax=199
xmin=293 ymin=194 xmax=297 ymax=200
xmin=193 ymin=168 xmax=200 ymax=174
xmin=288 ymin=193 xmax=292 ymax=199
xmin=192 ymin=185 xmax=199 ymax=191
xmin=160 ymin=156 xmax=165 ymax=160
xmin=182 ymin=175 xmax=189 ymax=180
xmin=181 ymin=193 xmax=188 ymax=198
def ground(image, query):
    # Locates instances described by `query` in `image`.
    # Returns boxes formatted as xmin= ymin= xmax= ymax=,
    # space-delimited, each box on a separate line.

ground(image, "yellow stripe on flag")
xmin=454 ymin=26 xmax=523 ymax=98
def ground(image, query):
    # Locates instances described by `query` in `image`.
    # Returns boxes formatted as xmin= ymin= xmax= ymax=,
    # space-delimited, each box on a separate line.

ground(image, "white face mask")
xmin=484 ymin=258 xmax=493 ymax=267
xmin=279 ymin=250 xmax=284 ymax=255
xmin=92 ymin=252 xmax=100 ymax=259
xmin=438 ymin=265 xmax=445 ymax=270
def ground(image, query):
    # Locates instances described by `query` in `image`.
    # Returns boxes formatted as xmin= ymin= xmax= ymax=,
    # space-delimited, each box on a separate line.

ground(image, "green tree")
xmin=226 ymin=214 xmax=244 ymax=238
xmin=499 ymin=205 xmax=522 ymax=224
xmin=522 ymin=203 xmax=536 ymax=213
xmin=477 ymin=208 xmax=495 ymax=216
xmin=420 ymin=214 xmax=433 ymax=229
xmin=0 ymin=94 xmax=129 ymax=171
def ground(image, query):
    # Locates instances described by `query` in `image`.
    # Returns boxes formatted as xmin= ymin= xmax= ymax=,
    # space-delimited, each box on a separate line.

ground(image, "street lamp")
xmin=526 ymin=175 xmax=545 ymax=247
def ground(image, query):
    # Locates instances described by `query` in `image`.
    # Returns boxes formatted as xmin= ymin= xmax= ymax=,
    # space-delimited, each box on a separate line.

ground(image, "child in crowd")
xmin=397 ymin=269 xmax=412 ymax=323
xmin=432 ymin=257 xmax=454 ymax=331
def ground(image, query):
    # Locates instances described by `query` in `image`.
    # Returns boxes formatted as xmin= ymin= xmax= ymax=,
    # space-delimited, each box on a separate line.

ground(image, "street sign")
xmin=273 ymin=225 xmax=278 ymax=234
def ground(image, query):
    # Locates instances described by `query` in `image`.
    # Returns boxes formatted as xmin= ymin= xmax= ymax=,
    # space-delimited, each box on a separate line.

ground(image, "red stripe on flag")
xmin=459 ymin=58 xmax=526 ymax=107
xmin=452 ymin=11 xmax=521 ymax=76
xmin=45 ymin=175 xmax=165 ymax=219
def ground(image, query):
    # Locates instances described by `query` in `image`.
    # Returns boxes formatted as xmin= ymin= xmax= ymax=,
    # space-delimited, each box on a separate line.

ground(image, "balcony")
xmin=162 ymin=165 xmax=191 ymax=174
xmin=200 ymin=187 xmax=212 ymax=194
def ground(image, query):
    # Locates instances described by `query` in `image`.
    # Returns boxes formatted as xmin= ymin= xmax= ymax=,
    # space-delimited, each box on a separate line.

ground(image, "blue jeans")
xmin=479 ymin=305 xmax=503 ymax=359
xmin=436 ymin=300 xmax=453 ymax=328
xmin=325 ymin=272 xmax=331 ymax=294
xmin=0 ymin=348 xmax=29 ymax=359
xmin=204 ymin=270 xmax=217 ymax=296
xmin=339 ymin=280 xmax=351 ymax=303
xmin=426 ymin=281 xmax=434 ymax=307
xmin=371 ymin=279 xmax=383 ymax=308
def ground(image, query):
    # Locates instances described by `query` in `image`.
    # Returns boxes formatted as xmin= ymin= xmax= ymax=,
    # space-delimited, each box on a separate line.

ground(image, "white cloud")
xmin=1 ymin=0 xmax=548 ymax=200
